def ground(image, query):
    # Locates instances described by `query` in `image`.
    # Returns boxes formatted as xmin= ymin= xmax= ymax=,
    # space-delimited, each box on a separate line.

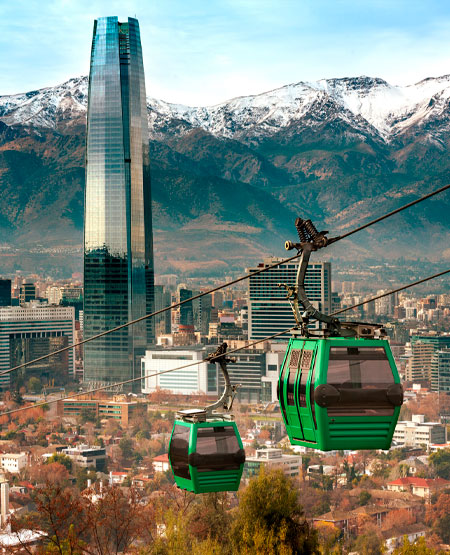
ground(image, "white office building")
xmin=261 ymin=348 xmax=286 ymax=402
xmin=245 ymin=448 xmax=301 ymax=478
xmin=141 ymin=346 xmax=218 ymax=396
xmin=393 ymin=415 xmax=447 ymax=449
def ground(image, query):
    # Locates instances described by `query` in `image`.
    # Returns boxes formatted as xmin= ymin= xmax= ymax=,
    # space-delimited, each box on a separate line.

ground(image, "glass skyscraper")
xmin=246 ymin=258 xmax=331 ymax=340
xmin=84 ymin=17 xmax=154 ymax=389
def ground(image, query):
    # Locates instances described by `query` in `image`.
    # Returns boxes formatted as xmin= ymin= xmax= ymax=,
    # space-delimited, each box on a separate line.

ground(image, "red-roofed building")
xmin=387 ymin=477 xmax=450 ymax=501
xmin=153 ymin=454 xmax=170 ymax=473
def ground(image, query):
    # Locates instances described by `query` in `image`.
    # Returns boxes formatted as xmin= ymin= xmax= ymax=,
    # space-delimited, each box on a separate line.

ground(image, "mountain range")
xmin=1 ymin=74 xmax=450 ymax=277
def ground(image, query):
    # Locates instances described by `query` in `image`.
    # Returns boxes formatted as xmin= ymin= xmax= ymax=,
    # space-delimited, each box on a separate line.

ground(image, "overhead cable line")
xmin=336 ymin=183 xmax=450 ymax=242
xmin=4 ymin=182 xmax=450 ymax=378
xmin=3 ymin=265 xmax=450 ymax=419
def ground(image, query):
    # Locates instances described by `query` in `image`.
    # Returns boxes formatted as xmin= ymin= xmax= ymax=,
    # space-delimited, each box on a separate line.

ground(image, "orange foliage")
xmin=407 ymin=392 xmax=450 ymax=422
xmin=0 ymin=414 xmax=9 ymax=426
xmin=426 ymin=492 xmax=450 ymax=525
xmin=29 ymin=462 xmax=70 ymax=485
xmin=382 ymin=508 xmax=415 ymax=531
xmin=259 ymin=429 xmax=271 ymax=441
xmin=16 ymin=407 xmax=45 ymax=425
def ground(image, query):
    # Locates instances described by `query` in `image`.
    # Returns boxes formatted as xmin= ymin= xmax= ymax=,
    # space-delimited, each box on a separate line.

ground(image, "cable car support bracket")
xmin=279 ymin=217 xmax=387 ymax=339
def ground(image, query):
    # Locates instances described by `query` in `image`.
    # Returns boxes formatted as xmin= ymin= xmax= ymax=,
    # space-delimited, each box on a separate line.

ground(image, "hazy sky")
xmin=2 ymin=0 xmax=450 ymax=105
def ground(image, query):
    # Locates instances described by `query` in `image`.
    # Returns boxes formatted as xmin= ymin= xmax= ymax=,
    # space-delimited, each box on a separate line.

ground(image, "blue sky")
xmin=2 ymin=0 xmax=450 ymax=105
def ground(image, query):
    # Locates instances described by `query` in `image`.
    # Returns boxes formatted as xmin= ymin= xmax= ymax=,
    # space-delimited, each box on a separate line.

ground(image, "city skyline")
xmin=84 ymin=16 xmax=154 ymax=389
xmin=3 ymin=1 xmax=450 ymax=105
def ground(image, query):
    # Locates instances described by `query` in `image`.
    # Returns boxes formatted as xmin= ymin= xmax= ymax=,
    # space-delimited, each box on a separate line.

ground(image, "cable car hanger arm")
xmin=204 ymin=343 xmax=239 ymax=416
xmin=280 ymin=217 xmax=341 ymax=335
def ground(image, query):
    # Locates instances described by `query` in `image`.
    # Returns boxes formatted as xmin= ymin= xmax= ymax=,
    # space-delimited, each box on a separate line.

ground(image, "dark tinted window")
xmin=287 ymin=349 xmax=301 ymax=406
xmin=194 ymin=426 xmax=243 ymax=473
xmin=169 ymin=424 xmax=191 ymax=479
xmin=327 ymin=347 xmax=395 ymax=416
xmin=287 ymin=368 xmax=296 ymax=405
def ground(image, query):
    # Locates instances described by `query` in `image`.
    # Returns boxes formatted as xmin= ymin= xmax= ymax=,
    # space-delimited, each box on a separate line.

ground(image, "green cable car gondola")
xmin=277 ymin=218 xmax=404 ymax=451
xmin=168 ymin=344 xmax=245 ymax=493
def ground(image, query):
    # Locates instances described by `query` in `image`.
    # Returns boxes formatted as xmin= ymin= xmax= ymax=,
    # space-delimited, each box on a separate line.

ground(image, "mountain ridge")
xmin=1 ymin=75 xmax=450 ymax=276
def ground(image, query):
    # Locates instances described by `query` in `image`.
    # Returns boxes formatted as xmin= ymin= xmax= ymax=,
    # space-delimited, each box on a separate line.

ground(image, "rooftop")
xmin=388 ymin=477 xmax=450 ymax=487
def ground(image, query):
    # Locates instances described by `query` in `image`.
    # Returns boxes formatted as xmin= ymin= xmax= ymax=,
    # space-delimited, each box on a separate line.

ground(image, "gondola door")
xmin=280 ymin=342 xmax=305 ymax=441
xmin=297 ymin=341 xmax=317 ymax=443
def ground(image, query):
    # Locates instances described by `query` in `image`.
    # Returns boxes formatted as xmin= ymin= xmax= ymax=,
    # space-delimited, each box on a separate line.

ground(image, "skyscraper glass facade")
xmin=84 ymin=17 xmax=154 ymax=388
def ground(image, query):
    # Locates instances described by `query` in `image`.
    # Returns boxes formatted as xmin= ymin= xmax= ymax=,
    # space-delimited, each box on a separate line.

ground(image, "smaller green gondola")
xmin=168 ymin=343 xmax=245 ymax=494
xmin=169 ymin=411 xmax=245 ymax=493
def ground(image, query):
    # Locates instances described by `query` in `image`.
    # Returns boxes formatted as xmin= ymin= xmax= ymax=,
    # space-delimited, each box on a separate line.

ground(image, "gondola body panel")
xmin=278 ymin=337 xmax=402 ymax=451
xmin=168 ymin=419 xmax=245 ymax=493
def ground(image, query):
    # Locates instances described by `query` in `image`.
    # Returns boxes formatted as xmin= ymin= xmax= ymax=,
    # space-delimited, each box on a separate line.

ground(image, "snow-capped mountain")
xmin=2 ymin=74 xmax=450 ymax=142
xmin=0 ymin=77 xmax=87 ymax=130
xmin=1 ymin=73 xmax=450 ymax=276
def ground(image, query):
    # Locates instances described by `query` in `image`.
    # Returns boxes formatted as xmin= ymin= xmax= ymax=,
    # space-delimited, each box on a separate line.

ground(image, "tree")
xmin=119 ymin=437 xmax=134 ymax=459
xmin=187 ymin=492 xmax=232 ymax=543
xmin=27 ymin=376 xmax=41 ymax=394
xmin=258 ymin=429 xmax=271 ymax=442
xmin=426 ymin=492 xmax=450 ymax=543
xmin=392 ymin=536 xmax=436 ymax=554
xmin=80 ymin=407 xmax=97 ymax=424
xmin=429 ymin=449 xmax=450 ymax=479
xmin=21 ymin=483 xmax=87 ymax=553
xmin=382 ymin=509 xmax=415 ymax=532
xmin=353 ymin=524 xmax=384 ymax=555
xmin=29 ymin=462 xmax=70 ymax=486
xmin=230 ymin=468 xmax=319 ymax=554
xmin=152 ymin=418 xmax=172 ymax=433
xmin=359 ymin=490 xmax=372 ymax=506
xmin=10 ymin=483 xmax=155 ymax=554
xmin=82 ymin=485 xmax=155 ymax=553
xmin=46 ymin=453 xmax=73 ymax=472
xmin=314 ymin=521 xmax=340 ymax=555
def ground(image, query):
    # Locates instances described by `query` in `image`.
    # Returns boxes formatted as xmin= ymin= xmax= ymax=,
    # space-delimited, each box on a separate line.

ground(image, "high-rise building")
xmin=431 ymin=349 xmax=450 ymax=393
xmin=19 ymin=283 xmax=36 ymax=306
xmin=246 ymin=258 xmax=331 ymax=340
xmin=407 ymin=335 xmax=450 ymax=382
xmin=178 ymin=288 xmax=194 ymax=332
xmin=0 ymin=280 xmax=11 ymax=307
xmin=0 ymin=304 xmax=75 ymax=390
xmin=84 ymin=17 xmax=154 ymax=389
xmin=154 ymin=285 xmax=172 ymax=336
